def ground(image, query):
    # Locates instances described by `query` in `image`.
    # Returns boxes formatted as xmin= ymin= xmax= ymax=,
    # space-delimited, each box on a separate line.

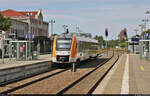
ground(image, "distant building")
xmin=118 ymin=28 xmax=128 ymax=40
xmin=0 ymin=9 xmax=50 ymax=53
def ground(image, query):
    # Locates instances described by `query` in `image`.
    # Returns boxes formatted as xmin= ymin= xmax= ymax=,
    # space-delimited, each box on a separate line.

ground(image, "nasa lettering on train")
xmin=52 ymin=33 xmax=99 ymax=64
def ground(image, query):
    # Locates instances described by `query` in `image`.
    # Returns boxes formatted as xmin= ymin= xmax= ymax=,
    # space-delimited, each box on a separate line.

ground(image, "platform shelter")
xmin=9 ymin=40 xmax=34 ymax=60
xmin=126 ymin=37 xmax=140 ymax=53
xmin=139 ymin=39 xmax=150 ymax=60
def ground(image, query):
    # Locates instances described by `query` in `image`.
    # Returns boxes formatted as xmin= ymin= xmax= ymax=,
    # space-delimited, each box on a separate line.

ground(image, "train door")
xmin=78 ymin=41 xmax=84 ymax=60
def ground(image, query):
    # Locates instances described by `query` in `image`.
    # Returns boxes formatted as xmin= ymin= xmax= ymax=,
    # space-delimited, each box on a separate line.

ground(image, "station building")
xmin=0 ymin=9 xmax=50 ymax=54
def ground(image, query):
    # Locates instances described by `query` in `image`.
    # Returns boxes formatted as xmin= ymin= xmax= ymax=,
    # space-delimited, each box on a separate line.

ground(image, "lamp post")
xmin=139 ymin=24 xmax=145 ymax=39
xmin=49 ymin=20 xmax=55 ymax=53
xmin=62 ymin=25 xmax=68 ymax=33
xmin=134 ymin=29 xmax=139 ymax=36
xmin=139 ymin=24 xmax=144 ymax=33
xmin=142 ymin=18 xmax=149 ymax=31
xmin=1 ymin=31 xmax=5 ymax=64
xmin=146 ymin=11 xmax=150 ymax=15
xmin=146 ymin=11 xmax=150 ymax=30
xmin=76 ymin=26 xmax=79 ymax=33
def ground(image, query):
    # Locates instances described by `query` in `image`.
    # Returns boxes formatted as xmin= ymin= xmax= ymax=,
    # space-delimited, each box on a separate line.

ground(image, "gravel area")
xmin=10 ymin=52 xmax=113 ymax=94
xmin=0 ymin=68 xmax=65 ymax=93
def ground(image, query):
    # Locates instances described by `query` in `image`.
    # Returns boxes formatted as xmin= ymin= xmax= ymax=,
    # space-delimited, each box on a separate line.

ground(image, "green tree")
xmin=0 ymin=14 xmax=11 ymax=31
xmin=94 ymin=35 xmax=104 ymax=48
xmin=120 ymin=38 xmax=127 ymax=48
xmin=108 ymin=40 xmax=117 ymax=48
xmin=141 ymin=29 xmax=150 ymax=37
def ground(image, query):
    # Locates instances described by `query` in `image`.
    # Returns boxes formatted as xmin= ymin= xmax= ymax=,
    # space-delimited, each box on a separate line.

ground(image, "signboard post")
xmin=72 ymin=63 xmax=76 ymax=72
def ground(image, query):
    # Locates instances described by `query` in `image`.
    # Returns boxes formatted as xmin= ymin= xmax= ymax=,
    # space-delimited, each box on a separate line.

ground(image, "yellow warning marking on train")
xmin=140 ymin=66 xmax=144 ymax=71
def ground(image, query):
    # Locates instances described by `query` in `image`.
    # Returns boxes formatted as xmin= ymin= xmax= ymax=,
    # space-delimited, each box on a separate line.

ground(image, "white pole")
xmin=2 ymin=32 xmax=4 ymax=64
xmin=49 ymin=20 xmax=55 ymax=53
xmin=107 ymin=37 xmax=108 ymax=56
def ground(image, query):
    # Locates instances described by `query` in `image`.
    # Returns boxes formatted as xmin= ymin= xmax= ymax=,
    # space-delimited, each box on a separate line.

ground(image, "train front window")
xmin=56 ymin=39 xmax=72 ymax=50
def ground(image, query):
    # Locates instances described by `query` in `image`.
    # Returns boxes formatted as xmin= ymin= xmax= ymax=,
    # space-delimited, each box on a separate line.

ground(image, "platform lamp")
xmin=146 ymin=11 xmax=150 ymax=30
xmin=76 ymin=26 xmax=79 ymax=33
xmin=142 ymin=18 xmax=149 ymax=31
xmin=146 ymin=11 xmax=150 ymax=19
xmin=134 ymin=29 xmax=139 ymax=36
xmin=139 ymin=24 xmax=145 ymax=39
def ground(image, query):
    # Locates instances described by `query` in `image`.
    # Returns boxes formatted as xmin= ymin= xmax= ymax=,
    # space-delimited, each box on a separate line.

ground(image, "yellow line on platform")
xmin=140 ymin=66 xmax=144 ymax=71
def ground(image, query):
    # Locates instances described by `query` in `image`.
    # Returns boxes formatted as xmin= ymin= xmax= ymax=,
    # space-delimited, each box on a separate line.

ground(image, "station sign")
xmin=25 ymin=34 xmax=28 ymax=39
xmin=146 ymin=33 xmax=150 ymax=37
xmin=131 ymin=38 xmax=139 ymax=42
xmin=25 ymin=34 xmax=35 ymax=39
xmin=145 ymin=33 xmax=150 ymax=39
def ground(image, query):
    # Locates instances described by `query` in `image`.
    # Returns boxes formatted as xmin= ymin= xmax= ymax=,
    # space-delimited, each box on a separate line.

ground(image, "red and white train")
xmin=52 ymin=33 xmax=99 ymax=64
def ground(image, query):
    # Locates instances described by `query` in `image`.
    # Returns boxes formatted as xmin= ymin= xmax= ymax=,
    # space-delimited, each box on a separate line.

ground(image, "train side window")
xmin=79 ymin=41 xmax=83 ymax=52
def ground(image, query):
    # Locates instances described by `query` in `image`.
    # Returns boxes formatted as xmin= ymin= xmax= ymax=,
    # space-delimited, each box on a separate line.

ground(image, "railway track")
xmin=57 ymin=51 xmax=119 ymax=95
xmin=0 ymin=68 xmax=69 ymax=94
xmin=0 ymin=51 xmax=114 ymax=95
xmin=0 ymin=51 xmax=105 ymax=88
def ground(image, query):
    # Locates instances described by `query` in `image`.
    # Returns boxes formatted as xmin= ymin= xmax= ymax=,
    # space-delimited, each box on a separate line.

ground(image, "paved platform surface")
xmin=0 ymin=54 xmax=51 ymax=70
xmin=129 ymin=54 xmax=150 ymax=94
xmin=93 ymin=53 xmax=126 ymax=94
xmin=93 ymin=53 xmax=150 ymax=94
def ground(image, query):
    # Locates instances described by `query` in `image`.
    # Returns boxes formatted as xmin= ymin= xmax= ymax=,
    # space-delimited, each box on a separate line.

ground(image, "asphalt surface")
xmin=129 ymin=54 xmax=150 ymax=94
xmin=93 ymin=53 xmax=150 ymax=94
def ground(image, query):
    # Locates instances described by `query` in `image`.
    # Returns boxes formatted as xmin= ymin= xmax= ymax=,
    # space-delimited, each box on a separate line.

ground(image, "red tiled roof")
xmin=0 ymin=9 xmax=25 ymax=17
xmin=20 ymin=11 xmax=38 ymax=18
xmin=0 ymin=9 xmax=38 ymax=18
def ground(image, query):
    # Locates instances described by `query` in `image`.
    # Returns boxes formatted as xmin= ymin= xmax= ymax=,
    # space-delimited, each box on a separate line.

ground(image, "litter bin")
xmin=32 ymin=51 xmax=38 ymax=59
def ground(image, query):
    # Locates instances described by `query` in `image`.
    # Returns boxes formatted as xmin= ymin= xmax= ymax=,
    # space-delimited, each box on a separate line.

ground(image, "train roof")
xmin=56 ymin=33 xmax=98 ymax=43
xmin=76 ymin=36 xmax=98 ymax=43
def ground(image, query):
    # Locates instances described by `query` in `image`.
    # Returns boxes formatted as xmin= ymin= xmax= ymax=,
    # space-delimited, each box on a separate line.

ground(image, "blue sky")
xmin=1 ymin=0 xmax=150 ymax=40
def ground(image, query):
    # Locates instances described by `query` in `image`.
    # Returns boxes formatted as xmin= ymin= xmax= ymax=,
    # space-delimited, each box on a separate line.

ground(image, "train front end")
xmin=52 ymin=35 xmax=77 ymax=63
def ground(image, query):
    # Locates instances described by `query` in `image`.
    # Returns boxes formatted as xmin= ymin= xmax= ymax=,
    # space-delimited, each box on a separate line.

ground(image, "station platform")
xmin=93 ymin=53 xmax=150 ymax=94
xmin=0 ymin=54 xmax=52 ymax=85
xmin=0 ymin=54 xmax=51 ymax=70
